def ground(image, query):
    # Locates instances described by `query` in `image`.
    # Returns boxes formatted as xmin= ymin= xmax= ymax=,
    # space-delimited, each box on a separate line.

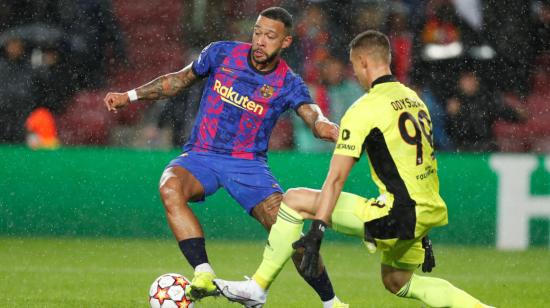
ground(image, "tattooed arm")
xmin=104 ymin=64 xmax=198 ymax=112
xmin=136 ymin=64 xmax=198 ymax=100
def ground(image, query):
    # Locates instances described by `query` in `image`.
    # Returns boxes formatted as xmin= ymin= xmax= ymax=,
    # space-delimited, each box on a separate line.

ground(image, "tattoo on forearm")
xmin=136 ymin=67 xmax=196 ymax=100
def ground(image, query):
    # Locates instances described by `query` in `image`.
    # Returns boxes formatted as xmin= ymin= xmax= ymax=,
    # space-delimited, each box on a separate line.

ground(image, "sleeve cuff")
xmin=293 ymin=101 xmax=314 ymax=111
xmin=191 ymin=61 xmax=207 ymax=78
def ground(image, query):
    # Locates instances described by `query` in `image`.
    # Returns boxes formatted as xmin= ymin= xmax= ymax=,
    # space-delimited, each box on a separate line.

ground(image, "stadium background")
xmin=1 ymin=0 xmax=549 ymax=307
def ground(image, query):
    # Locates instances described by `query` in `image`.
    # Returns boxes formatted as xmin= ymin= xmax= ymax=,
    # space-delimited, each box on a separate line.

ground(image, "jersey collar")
xmin=371 ymin=75 xmax=396 ymax=88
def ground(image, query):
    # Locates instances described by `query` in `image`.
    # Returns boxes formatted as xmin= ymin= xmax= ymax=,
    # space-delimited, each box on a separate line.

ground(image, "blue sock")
xmin=304 ymin=268 xmax=335 ymax=302
xmin=178 ymin=237 xmax=208 ymax=268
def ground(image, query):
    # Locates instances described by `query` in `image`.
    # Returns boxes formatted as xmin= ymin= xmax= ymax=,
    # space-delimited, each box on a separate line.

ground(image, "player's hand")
xmin=104 ymin=92 xmax=130 ymax=113
xmin=292 ymin=219 xmax=327 ymax=278
xmin=314 ymin=119 xmax=339 ymax=142
xmin=421 ymin=236 xmax=435 ymax=272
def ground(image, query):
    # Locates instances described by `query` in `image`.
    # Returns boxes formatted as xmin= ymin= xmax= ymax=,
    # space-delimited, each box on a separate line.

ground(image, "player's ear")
xmin=282 ymin=35 xmax=292 ymax=49
xmin=360 ymin=53 xmax=369 ymax=70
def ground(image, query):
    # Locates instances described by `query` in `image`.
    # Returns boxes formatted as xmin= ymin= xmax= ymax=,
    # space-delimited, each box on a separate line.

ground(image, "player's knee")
xmin=282 ymin=187 xmax=308 ymax=210
xmin=159 ymin=178 xmax=186 ymax=209
xmin=382 ymin=274 xmax=409 ymax=294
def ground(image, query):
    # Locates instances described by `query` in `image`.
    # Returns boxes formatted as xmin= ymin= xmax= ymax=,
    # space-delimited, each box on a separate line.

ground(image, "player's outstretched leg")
xmin=214 ymin=201 xmax=299 ymax=307
xmin=216 ymin=190 xmax=349 ymax=307
xmin=214 ymin=277 xmax=349 ymax=308
xmin=252 ymin=189 xmax=335 ymax=303
xmin=159 ymin=166 xmax=219 ymax=300
xmin=383 ymin=265 xmax=494 ymax=308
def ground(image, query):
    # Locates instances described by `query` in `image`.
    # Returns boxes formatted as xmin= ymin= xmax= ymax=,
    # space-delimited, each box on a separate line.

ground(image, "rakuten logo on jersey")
xmin=213 ymin=79 xmax=264 ymax=116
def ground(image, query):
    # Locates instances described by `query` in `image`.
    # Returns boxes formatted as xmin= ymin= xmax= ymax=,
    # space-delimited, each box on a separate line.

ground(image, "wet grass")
xmin=1 ymin=237 xmax=548 ymax=307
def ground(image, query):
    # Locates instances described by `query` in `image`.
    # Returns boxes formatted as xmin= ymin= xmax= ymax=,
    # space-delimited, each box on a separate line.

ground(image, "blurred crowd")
xmin=0 ymin=0 xmax=125 ymax=147
xmin=0 ymin=0 xmax=549 ymax=153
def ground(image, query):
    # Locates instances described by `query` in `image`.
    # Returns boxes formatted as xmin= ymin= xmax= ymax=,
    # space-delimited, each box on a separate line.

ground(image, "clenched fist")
xmin=104 ymin=92 xmax=130 ymax=113
xmin=314 ymin=119 xmax=339 ymax=142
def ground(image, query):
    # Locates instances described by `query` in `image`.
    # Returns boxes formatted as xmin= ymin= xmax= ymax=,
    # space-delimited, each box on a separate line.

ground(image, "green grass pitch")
xmin=1 ymin=237 xmax=548 ymax=307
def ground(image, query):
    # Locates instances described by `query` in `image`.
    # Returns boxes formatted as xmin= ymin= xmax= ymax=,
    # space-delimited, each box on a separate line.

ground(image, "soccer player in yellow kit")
xmin=215 ymin=30 xmax=494 ymax=308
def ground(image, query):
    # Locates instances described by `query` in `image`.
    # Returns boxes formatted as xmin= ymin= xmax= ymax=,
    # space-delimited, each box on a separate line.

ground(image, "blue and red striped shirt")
xmin=184 ymin=41 xmax=313 ymax=160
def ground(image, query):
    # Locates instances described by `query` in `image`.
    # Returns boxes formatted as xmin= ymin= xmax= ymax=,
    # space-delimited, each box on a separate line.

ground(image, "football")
xmin=149 ymin=273 xmax=194 ymax=308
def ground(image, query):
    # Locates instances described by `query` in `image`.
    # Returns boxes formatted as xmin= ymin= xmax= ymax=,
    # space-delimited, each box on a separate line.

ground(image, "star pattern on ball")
xmin=175 ymin=276 xmax=189 ymax=287
xmin=153 ymin=286 xmax=170 ymax=305
xmin=178 ymin=297 xmax=192 ymax=308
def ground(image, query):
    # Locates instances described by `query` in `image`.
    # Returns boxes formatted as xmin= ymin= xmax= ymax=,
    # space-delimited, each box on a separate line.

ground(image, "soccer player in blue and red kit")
xmin=104 ymin=7 xmax=348 ymax=308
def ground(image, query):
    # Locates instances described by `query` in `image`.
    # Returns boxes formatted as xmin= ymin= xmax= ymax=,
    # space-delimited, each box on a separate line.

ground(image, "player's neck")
xmin=368 ymin=67 xmax=392 ymax=88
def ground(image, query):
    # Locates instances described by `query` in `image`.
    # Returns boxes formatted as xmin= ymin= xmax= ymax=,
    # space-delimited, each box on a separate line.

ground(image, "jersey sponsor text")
xmin=336 ymin=143 xmax=356 ymax=151
xmin=213 ymin=79 xmax=264 ymax=115
xmin=416 ymin=166 xmax=435 ymax=180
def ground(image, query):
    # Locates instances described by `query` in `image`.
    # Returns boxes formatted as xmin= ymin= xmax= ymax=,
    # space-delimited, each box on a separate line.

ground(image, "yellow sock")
xmin=252 ymin=202 xmax=303 ymax=290
xmin=398 ymin=274 xmax=489 ymax=308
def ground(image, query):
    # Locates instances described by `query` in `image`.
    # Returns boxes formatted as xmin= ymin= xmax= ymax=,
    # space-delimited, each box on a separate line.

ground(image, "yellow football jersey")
xmin=334 ymin=76 xmax=446 ymax=212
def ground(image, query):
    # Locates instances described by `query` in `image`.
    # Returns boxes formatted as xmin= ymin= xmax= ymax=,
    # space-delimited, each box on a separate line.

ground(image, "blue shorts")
xmin=166 ymin=151 xmax=283 ymax=214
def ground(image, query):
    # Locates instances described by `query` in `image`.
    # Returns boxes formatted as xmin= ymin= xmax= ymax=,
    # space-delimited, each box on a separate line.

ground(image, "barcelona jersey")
xmin=185 ymin=41 xmax=312 ymax=160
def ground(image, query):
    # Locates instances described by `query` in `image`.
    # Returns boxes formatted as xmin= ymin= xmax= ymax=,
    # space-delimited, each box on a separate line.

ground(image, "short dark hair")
xmin=260 ymin=7 xmax=293 ymax=33
xmin=349 ymin=30 xmax=391 ymax=63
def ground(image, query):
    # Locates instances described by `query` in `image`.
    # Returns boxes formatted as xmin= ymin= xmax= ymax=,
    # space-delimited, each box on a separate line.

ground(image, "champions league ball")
xmin=149 ymin=273 xmax=194 ymax=308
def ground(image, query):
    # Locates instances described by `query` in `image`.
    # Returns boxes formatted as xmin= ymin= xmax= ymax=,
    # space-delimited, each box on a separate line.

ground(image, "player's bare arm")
xmin=296 ymin=104 xmax=339 ymax=142
xmin=290 ymin=154 xmax=355 ymax=278
xmin=314 ymin=154 xmax=355 ymax=223
xmin=104 ymin=64 xmax=198 ymax=112
xmin=136 ymin=64 xmax=198 ymax=100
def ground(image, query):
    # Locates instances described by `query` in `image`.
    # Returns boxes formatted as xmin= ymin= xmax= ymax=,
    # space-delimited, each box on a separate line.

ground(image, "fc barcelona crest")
xmin=260 ymin=84 xmax=274 ymax=98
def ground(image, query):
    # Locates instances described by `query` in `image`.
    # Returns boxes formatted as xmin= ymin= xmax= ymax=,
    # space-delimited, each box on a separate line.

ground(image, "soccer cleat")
xmin=187 ymin=271 xmax=219 ymax=300
xmin=214 ymin=277 xmax=267 ymax=308
xmin=332 ymin=298 xmax=349 ymax=308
